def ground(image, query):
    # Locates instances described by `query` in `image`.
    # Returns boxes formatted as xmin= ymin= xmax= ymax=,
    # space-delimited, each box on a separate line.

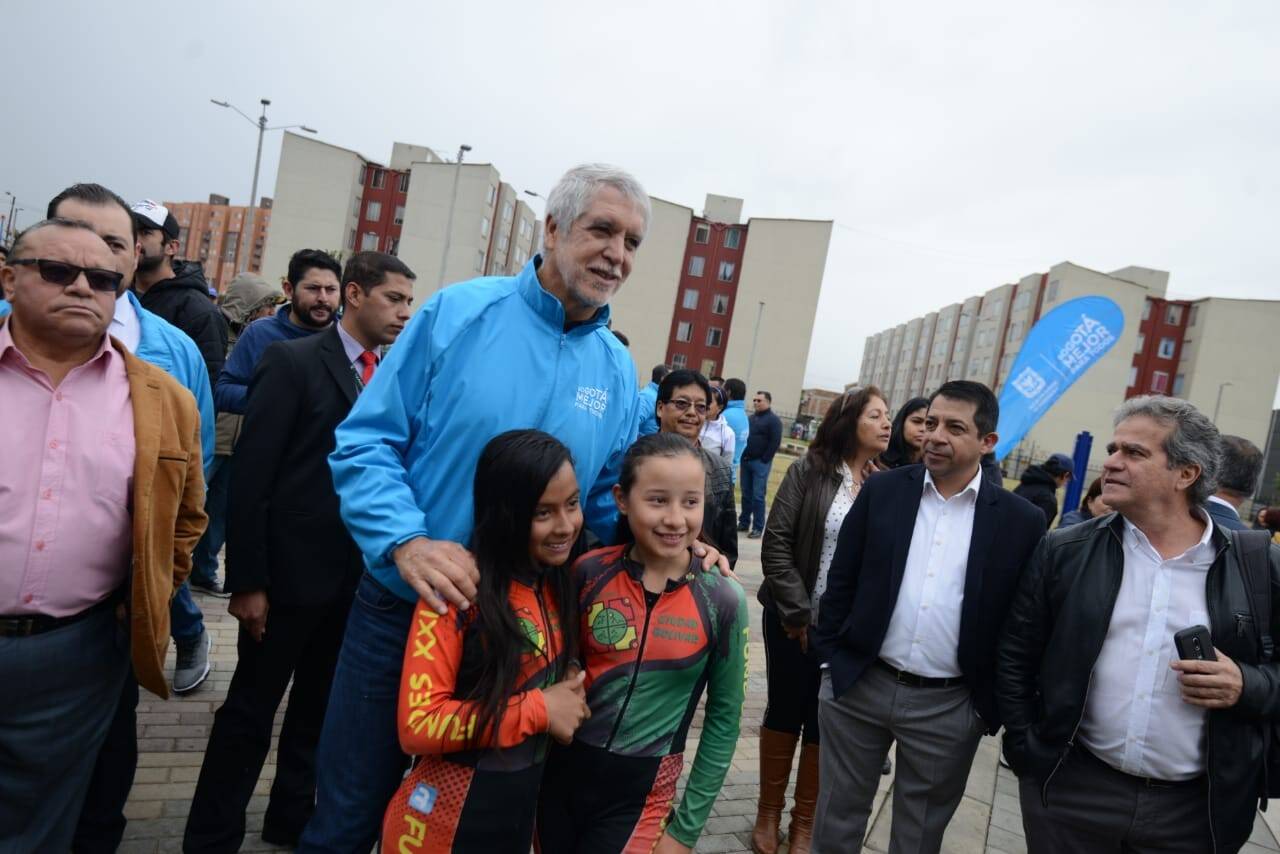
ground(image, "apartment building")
xmin=165 ymin=194 xmax=272 ymax=292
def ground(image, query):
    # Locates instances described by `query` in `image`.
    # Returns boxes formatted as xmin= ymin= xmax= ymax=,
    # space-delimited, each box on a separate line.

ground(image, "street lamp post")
xmin=744 ymin=301 xmax=766 ymax=392
xmin=210 ymin=98 xmax=317 ymax=274
xmin=4 ymin=192 xmax=16 ymax=245
xmin=436 ymin=144 xmax=472 ymax=291
xmin=1213 ymin=381 xmax=1233 ymax=423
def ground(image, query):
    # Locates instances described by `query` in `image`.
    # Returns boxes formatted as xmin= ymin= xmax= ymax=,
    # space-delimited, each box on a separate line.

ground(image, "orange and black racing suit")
xmin=381 ymin=572 xmax=564 ymax=854
xmin=536 ymin=545 xmax=749 ymax=853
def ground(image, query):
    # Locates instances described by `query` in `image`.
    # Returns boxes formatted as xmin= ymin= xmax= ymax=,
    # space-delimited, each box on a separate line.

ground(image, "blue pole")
xmin=1063 ymin=430 xmax=1092 ymax=513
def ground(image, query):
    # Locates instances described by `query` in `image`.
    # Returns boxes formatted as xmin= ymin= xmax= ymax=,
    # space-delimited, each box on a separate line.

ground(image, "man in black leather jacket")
xmin=997 ymin=395 xmax=1280 ymax=854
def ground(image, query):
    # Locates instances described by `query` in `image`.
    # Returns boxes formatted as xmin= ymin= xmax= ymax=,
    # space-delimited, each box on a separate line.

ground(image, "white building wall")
xmin=398 ymin=162 xmax=501 ymax=303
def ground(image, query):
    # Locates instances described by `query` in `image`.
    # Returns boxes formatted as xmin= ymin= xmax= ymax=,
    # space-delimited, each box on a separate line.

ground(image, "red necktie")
xmin=358 ymin=350 xmax=378 ymax=386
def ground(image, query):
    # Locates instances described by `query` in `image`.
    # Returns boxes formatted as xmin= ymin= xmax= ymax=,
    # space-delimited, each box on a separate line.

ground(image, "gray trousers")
xmin=813 ymin=662 xmax=984 ymax=854
xmin=0 ymin=605 xmax=131 ymax=853
xmin=1020 ymin=748 xmax=1212 ymax=853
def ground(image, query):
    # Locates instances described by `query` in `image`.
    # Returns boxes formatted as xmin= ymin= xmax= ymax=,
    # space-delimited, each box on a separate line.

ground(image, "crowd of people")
xmin=1 ymin=163 xmax=1279 ymax=854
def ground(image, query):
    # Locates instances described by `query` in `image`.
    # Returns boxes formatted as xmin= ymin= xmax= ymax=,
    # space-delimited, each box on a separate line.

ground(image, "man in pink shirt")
xmin=0 ymin=218 xmax=207 ymax=851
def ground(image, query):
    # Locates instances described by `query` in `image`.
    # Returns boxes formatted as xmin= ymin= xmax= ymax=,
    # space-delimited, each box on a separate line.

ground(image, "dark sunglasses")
xmin=9 ymin=258 xmax=123 ymax=293
xmin=664 ymin=397 xmax=708 ymax=415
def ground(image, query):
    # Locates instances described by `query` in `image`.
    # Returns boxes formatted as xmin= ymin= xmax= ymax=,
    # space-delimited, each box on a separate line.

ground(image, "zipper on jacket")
xmin=1041 ymin=672 xmax=1092 ymax=807
xmin=604 ymin=590 xmax=657 ymax=750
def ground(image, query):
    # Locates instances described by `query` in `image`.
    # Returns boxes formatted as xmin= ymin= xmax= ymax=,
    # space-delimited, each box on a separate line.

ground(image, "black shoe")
xmin=261 ymin=825 xmax=302 ymax=847
xmin=190 ymin=576 xmax=230 ymax=598
xmin=173 ymin=629 xmax=211 ymax=693
xmin=748 ymin=529 xmax=763 ymax=539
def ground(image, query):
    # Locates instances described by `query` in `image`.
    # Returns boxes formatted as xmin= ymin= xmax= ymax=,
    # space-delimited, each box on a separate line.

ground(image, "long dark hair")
xmin=806 ymin=386 xmax=886 ymax=482
xmin=880 ymin=396 xmax=930 ymax=469
xmin=463 ymin=430 xmax=580 ymax=746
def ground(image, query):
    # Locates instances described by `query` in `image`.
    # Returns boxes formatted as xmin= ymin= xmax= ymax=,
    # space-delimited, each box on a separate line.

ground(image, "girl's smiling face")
xmin=613 ymin=452 xmax=706 ymax=565
xmin=529 ymin=461 xmax=583 ymax=566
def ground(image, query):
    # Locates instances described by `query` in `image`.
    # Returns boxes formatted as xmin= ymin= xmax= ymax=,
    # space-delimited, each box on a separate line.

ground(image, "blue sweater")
xmin=215 ymin=305 xmax=322 ymax=413
xmin=636 ymin=381 xmax=660 ymax=436
xmin=723 ymin=400 xmax=750 ymax=471
xmin=329 ymin=259 xmax=639 ymax=602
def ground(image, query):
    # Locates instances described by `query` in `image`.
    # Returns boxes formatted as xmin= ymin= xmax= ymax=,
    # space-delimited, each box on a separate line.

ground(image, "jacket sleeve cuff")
xmin=1235 ymin=661 xmax=1277 ymax=718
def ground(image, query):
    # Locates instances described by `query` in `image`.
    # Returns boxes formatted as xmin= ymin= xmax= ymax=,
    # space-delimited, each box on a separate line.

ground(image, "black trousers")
xmin=761 ymin=606 xmax=821 ymax=744
xmin=72 ymin=669 xmax=139 ymax=853
xmin=183 ymin=593 xmax=351 ymax=853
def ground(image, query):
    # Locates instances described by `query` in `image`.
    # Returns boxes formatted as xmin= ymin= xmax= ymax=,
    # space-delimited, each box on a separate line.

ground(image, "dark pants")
xmin=171 ymin=581 xmax=205 ymax=643
xmin=296 ymin=574 xmax=415 ymax=853
xmin=185 ymin=591 xmax=353 ymax=852
xmin=72 ymin=670 xmax=139 ymax=853
xmin=1020 ymin=748 xmax=1212 ymax=854
xmin=739 ymin=457 xmax=771 ymax=532
xmin=191 ymin=455 xmax=230 ymax=586
xmin=0 ymin=605 xmax=131 ymax=853
xmin=762 ymin=607 xmax=820 ymax=744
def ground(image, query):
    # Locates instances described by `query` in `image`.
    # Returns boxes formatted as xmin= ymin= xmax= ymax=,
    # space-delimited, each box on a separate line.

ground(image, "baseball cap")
xmin=1044 ymin=453 xmax=1075 ymax=477
xmin=131 ymin=199 xmax=180 ymax=240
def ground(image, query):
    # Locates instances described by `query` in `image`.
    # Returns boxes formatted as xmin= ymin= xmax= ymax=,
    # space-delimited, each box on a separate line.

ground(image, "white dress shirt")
xmin=878 ymin=466 xmax=983 ymax=678
xmin=109 ymin=294 xmax=142 ymax=354
xmin=810 ymin=463 xmax=858 ymax=621
xmin=1077 ymin=508 xmax=1216 ymax=781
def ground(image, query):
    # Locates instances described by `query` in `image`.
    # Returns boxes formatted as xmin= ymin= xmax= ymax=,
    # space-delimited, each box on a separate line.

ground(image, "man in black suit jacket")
xmin=184 ymin=252 xmax=416 ymax=852
xmin=811 ymin=381 xmax=1045 ymax=854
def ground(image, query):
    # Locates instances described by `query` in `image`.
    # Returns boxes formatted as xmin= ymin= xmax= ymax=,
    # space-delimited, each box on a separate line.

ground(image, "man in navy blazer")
xmin=811 ymin=380 xmax=1045 ymax=853
xmin=1204 ymin=435 xmax=1262 ymax=533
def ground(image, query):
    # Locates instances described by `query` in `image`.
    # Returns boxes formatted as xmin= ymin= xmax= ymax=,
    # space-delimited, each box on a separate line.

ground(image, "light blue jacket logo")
xmin=994 ymin=296 xmax=1124 ymax=460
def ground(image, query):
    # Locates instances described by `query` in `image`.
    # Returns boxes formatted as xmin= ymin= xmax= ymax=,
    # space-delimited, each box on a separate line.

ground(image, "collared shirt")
xmin=1078 ymin=508 xmax=1216 ymax=781
xmin=0 ymin=323 xmax=135 ymax=617
xmin=879 ymin=466 xmax=983 ymax=677
xmin=110 ymin=293 xmax=142 ymax=353
xmin=1207 ymin=495 xmax=1240 ymax=522
xmin=811 ymin=463 xmax=859 ymax=620
xmin=335 ymin=320 xmax=373 ymax=368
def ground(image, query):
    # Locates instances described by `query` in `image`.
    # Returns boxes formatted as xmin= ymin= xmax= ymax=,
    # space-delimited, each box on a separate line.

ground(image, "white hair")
xmin=545 ymin=164 xmax=651 ymax=238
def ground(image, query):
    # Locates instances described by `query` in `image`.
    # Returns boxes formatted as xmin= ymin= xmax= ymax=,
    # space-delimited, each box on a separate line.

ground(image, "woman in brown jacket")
xmin=753 ymin=387 xmax=891 ymax=854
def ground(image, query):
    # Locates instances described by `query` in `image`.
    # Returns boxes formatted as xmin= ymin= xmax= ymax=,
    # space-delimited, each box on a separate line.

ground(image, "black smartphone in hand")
xmin=1173 ymin=625 xmax=1216 ymax=661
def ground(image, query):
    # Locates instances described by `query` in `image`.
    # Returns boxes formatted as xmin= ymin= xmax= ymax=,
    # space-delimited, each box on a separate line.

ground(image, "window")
xmin=387 ymin=236 xmax=399 ymax=255
xmin=480 ymin=216 xmax=490 ymax=238
xmin=398 ymin=173 xmax=411 ymax=193
xmin=497 ymin=233 xmax=509 ymax=252
xmin=718 ymin=261 xmax=735 ymax=282
xmin=394 ymin=205 xmax=405 ymax=225
xmin=724 ymin=227 xmax=741 ymax=249
xmin=688 ymin=256 xmax=705 ymax=277
xmin=178 ymin=226 xmax=190 ymax=254
xmin=475 ymin=250 xmax=486 ymax=272
xmin=1128 ymin=366 xmax=1138 ymax=387
xmin=514 ymin=248 xmax=526 ymax=266
xmin=520 ymin=219 xmax=533 ymax=239
xmin=693 ymin=223 xmax=710 ymax=244
xmin=360 ymin=165 xmax=368 ymax=185
xmin=1142 ymin=300 xmax=1152 ymax=320
xmin=361 ymin=232 xmax=378 ymax=251
xmin=223 ymin=232 xmax=239 ymax=262
xmin=1173 ymin=373 xmax=1185 ymax=396
xmin=486 ymin=185 xmax=497 ymax=205
xmin=352 ymin=196 xmax=362 ymax=218
xmin=676 ymin=322 xmax=693 ymax=342
xmin=701 ymin=359 xmax=717 ymax=376
xmin=1151 ymin=371 xmax=1169 ymax=393
xmin=682 ymin=289 xmax=699 ymax=310
xmin=1157 ymin=337 xmax=1176 ymax=359
xmin=712 ymin=294 xmax=729 ymax=315
xmin=1014 ymin=291 xmax=1030 ymax=309
xmin=366 ymin=201 xmax=382 ymax=221
xmin=1007 ymin=321 xmax=1023 ymax=342
xmin=1188 ymin=305 xmax=1198 ymax=327
xmin=503 ymin=201 xmax=514 ymax=221
xmin=1133 ymin=333 xmax=1145 ymax=355
xmin=706 ymin=327 xmax=724 ymax=348
xmin=347 ymin=229 xmax=356 ymax=250
xmin=489 ymin=257 xmax=505 ymax=275
xmin=1046 ymin=279 xmax=1060 ymax=303
xmin=371 ymin=169 xmax=386 ymax=189
xmin=671 ymin=353 xmax=688 ymax=369
xmin=1166 ymin=305 xmax=1184 ymax=325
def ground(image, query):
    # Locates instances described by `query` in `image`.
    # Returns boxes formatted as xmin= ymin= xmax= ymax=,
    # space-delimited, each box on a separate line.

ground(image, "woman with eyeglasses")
xmin=699 ymin=385 xmax=736 ymax=465
xmin=751 ymin=387 xmax=892 ymax=854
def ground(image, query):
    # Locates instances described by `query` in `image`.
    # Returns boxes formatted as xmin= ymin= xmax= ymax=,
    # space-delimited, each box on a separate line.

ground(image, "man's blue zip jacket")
xmin=329 ymin=257 xmax=640 ymax=603
xmin=723 ymin=400 xmax=750 ymax=472
xmin=1 ymin=295 xmax=214 ymax=479
xmin=636 ymin=380 xmax=660 ymax=436
xmin=214 ymin=304 xmax=321 ymax=414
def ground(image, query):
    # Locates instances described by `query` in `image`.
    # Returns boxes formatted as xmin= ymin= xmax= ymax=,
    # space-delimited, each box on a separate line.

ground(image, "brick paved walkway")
xmin=123 ymin=540 xmax=1280 ymax=852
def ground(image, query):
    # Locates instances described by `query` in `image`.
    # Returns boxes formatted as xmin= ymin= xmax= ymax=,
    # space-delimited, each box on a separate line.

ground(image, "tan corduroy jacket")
xmin=113 ymin=338 xmax=209 ymax=697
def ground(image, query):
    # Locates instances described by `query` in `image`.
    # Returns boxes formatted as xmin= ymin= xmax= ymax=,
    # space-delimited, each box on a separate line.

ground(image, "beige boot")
xmin=751 ymin=727 xmax=800 ymax=854
xmin=786 ymin=740 xmax=819 ymax=854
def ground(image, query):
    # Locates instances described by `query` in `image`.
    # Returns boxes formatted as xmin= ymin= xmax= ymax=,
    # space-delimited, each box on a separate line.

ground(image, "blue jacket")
xmin=215 ymin=305 xmax=321 ymax=414
xmin=636 ymin=381 xmax=660 ymax=436
xmin=723 ymin=400 xmax=750 ymax=472
xmin=1206 ymin=497 xmax=1247 ymax=532
xmin=329 ymin=259 xmax=640 ymax=603
xmin=0 ymin=296 xmax=214 ymax=478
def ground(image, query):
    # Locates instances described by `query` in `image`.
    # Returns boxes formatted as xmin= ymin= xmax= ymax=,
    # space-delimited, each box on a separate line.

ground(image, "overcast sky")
xmin=5 ymin=2 xmax=1277 ymax=392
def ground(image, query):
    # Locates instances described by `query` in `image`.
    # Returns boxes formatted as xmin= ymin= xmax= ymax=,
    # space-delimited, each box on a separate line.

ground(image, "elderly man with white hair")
xmin=298 ymin=164 xmax=730 ymax=850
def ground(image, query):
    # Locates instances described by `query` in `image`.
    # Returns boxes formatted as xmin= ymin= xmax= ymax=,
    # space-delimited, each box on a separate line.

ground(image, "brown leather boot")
xmin=787 ymin=740 xmax=819 ymax=854
xmin=751 ymin=727 xmax=799 ymax=854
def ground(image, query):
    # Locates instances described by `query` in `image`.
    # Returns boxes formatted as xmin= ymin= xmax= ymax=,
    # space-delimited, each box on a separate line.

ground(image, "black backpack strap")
xmin=1233 ymin=529 xmax=1275 ymax=662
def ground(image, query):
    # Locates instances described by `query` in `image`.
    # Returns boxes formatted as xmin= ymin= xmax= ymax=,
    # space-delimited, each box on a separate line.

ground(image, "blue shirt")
xmin=636 ymin=381 xmax=660 ymax=436
xmin=215 ymin=305 xmax=322 ymax=413
xmin=329 ymin=258 xmax=640 ymax=602
xmin=723 ymin=400 xmax=750 ymax=474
